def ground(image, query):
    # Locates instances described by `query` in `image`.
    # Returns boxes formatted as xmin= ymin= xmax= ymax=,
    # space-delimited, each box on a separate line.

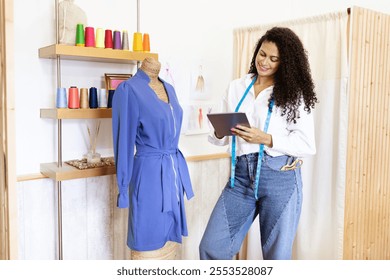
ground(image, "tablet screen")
xmin=207 ymin=112 xmax=250 ymax=137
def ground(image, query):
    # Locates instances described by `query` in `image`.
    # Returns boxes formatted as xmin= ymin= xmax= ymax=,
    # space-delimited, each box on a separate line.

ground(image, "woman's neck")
xmin=140 ymin=57 xmax=161 ymax=81
xmin=254 ymin=76 xmax=274 ymax=98
xmin=255 ymin=76 xmax=274 ymax=87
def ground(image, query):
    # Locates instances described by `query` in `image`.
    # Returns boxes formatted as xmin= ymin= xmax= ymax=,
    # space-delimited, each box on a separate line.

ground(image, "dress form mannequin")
xmin=131 ymin=241 xmax=179 ymax=260
xmin=129 ymin=57 xmax=179 ymax=260
xmin=139 ymin=57 xmax=169 ymax=103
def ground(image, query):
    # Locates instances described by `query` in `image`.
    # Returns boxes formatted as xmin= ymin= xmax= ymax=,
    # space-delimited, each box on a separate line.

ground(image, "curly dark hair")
xmin=248 ymin=27 xmax=318 ymax=123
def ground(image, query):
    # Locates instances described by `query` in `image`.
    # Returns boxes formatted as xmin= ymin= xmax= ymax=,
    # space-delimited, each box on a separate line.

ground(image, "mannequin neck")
xmin=140 ymin=57 xmax=161 ymax=81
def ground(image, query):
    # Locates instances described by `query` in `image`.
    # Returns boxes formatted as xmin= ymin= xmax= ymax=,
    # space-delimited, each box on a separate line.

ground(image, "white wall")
xmin=14 ymin=0 xmax=390 ymax=259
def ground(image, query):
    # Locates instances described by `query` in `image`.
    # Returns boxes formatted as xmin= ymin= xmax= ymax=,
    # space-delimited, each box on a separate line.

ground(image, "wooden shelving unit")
xmin=40 ymin=108 xmax=112 ymax=119
xmin=40 ymin=107 xmax=114 ymax=179
xmin=40 ymin=108 xmax=114 ymax=181
xmin=39 ymin=44 xmax=158 ymax=64
xmin=42 ymin=0 xmax=152 ymax=260
xmin=39 ymin=45 xmax=156 ymax=181
xmin=41 ymin=163 xmax=115 ymax=181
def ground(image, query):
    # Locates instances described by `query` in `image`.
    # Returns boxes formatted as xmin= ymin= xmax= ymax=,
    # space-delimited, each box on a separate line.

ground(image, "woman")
xmin=199 ymin=27 xmax=317 ymax=260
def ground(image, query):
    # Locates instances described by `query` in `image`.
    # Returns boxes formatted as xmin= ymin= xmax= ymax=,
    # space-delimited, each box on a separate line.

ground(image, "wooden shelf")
xmin=39 ymin=44 xmax=158 ymax=64
xmin=40 ymin=162 xmax=116 ymax=181
xmin=40 ymin=108 xmax=112 ymax=119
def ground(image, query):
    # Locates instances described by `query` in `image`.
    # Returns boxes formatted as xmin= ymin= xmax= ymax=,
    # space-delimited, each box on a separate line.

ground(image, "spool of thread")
xmin=89 ymin=87 xmax=98 ymax=108
xmin=56 ymin=88 xmax=67 ymax=108
xmin=143 ymin=33 xmax=150 ymax=52
xmin=105 ymin=29 xmax=113 ymax=49
xmin=79 ymin=88 xmax=89 ymax=108
xmin=113 ymin=30 xmax=122 ymax=50
xmin=98 ymin=88 xmax=108 ymax=108
xmin=122 ymin=30 xmax=129 ymax=50
xmin=85 ymin=26 xmax=95 ymax=47
xmin=107 ymin=89 xmax=115 ymax=108
xmin=76 ymin=24 xmax=85 ymax=47
xmin=133 ymin=32 xmax=143 ymax=52
xmin=95 ymin=28 xmax=104 ymax=48
xmin=68 ymin=86 xmax=80 ymax=109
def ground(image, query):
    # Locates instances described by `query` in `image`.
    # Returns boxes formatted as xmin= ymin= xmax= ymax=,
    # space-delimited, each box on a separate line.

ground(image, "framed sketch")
xmin=189 ymin=64 xmax=211 ymax=100
xmin=182 ymin=104 xmax=214 ymax=135
xmin=104 ymin=73 xmax=132 ymax=90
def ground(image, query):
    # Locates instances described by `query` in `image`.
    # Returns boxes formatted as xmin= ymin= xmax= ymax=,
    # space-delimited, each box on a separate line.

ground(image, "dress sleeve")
xmin=271 ymin=105 xmax=316 ymax=157
xmin=112 ymin=82 xmax=139 ymax=208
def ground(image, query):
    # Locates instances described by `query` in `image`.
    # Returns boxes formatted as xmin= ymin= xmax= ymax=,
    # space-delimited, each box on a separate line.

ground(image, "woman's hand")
xmin=231 ymin=125 xmax=273 ymax=147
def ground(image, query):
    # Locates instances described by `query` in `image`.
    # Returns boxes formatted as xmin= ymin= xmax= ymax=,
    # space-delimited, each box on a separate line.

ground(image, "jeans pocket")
xmin=264 ymin=155 xmax=295 ymax=172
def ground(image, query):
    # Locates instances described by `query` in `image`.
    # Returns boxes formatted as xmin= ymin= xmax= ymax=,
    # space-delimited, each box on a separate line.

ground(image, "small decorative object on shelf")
xmin=65 ymin=157 xmax=115 ymax=170
xmin=104 ymin=73 xmax=132 ymax=91
xmin=85 ymin=150 xmax=101 ymax=164
xmin=84 ymin=121 xmax=101 ymax=164
xmin=58 ymin=0 xmax=87 ymax=45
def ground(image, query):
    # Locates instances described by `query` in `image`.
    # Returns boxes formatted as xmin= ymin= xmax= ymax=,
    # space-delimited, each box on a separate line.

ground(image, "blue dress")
xmin=112 ymin=69 xmax=194 ymax=251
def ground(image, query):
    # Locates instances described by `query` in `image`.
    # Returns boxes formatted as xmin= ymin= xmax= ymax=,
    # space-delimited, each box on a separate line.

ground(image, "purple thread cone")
xmin=113 ymin=31 xmax=122 ymax=50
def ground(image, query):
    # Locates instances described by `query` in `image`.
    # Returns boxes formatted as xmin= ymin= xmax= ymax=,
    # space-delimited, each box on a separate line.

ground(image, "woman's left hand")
xmin=231 ymin=125 xmax=273 ymax=147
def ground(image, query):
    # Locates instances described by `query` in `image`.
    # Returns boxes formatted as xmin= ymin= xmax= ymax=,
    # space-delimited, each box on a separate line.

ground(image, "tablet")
xmin=207 ymin=112 xmax=250 ymax=137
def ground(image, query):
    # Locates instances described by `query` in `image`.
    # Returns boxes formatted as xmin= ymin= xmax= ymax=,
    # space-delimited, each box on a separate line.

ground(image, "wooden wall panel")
xmin=0 ymin=0 xmax=16 ymax=260
xmin=0 ymin=0 xmax=8 ymax=260
xmin=344 ymin=6 xmax=390 ymax=259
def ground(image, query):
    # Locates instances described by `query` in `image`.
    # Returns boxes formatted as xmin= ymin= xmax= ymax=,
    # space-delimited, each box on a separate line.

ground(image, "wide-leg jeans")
xmin=199 ymin=152 xmax=303 ymax=260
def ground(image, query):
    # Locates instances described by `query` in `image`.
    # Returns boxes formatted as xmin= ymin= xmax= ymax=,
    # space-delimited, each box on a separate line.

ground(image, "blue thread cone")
xmin=107 ymin=89 xmax=115 ymax=108
xmin=89 ymin=87 xmax=98 ymax=108
xmin=56 ymin=87 xmax=67 ymax=108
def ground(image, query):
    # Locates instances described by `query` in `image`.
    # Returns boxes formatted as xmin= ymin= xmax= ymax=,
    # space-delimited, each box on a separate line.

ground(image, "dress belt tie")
xmin=135 ymin=146 xmax=193 ymax=213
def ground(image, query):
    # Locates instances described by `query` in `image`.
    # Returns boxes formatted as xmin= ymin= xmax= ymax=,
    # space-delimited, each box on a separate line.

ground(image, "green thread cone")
xmin=76 ymin=23 xmax=85 ymax=46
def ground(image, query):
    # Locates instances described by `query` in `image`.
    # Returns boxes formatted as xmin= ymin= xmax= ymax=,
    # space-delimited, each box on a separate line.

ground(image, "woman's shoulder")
xmin=230 ymin=74 xmax=253 ymax=85
xmin=229 ymin=74 xmax=253 ymax=91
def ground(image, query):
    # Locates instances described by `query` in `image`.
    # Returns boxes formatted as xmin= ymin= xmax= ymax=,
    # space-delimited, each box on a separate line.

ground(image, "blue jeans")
xmin=199 ymin=152 xmax=303 ymax=260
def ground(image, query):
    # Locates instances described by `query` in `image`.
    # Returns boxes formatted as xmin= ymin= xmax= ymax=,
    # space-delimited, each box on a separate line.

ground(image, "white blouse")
xmin=209 ymin=74 xmax=316 ymax=158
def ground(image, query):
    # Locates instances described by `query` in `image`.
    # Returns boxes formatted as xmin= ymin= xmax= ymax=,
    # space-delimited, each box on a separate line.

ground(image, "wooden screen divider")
xmin=344 ymin=6 xmax=390 ymax=259
xmin=0 ymin=0 xmax=7 ymax=260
